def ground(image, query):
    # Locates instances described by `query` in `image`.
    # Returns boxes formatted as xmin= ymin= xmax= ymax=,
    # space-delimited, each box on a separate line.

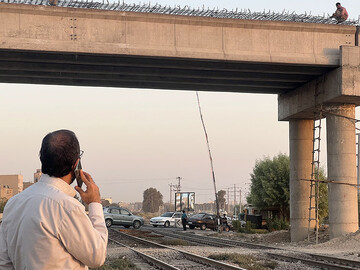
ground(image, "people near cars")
xmin=222 ymin=213 xmax=228 ymax=226
xmin=187 ymin=213 xmax=216 ymax=230
xmin=181 ymin=210 xmax=188 ymax=231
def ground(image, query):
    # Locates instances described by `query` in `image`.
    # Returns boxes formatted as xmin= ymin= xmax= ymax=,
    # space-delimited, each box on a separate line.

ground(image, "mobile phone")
xmin=74 ymin=160 xmax=83 ymax=188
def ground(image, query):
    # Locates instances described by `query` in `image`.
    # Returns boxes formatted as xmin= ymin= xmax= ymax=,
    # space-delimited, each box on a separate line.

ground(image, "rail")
xmin=0 ymin=0 xmax=359 ymax=25
xmin=110 ymin=229 xmax=246 ymax=270
xmin=146 ymin=227 xmax=360 ymax=269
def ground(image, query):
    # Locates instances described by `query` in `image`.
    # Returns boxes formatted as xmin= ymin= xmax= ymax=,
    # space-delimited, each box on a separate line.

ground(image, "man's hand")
xmin=75 ymin=170 xmax=101 ymax=204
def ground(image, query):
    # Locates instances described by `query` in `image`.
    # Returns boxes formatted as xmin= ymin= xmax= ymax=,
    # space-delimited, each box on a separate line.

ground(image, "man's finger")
xmin=82 ymin=171 xmax=94 ymax=183
xmin=80 ymin=170 xmax=91 ymax=185
xmin=75 ymin=186 xmax=84 ymax=195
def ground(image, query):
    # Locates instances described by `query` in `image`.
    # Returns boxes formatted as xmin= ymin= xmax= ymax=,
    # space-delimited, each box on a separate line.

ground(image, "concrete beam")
xmin=0 ymin=3 xmax=356 ymax=66
xmin=278 ymin=46 xmax=360 ymax=120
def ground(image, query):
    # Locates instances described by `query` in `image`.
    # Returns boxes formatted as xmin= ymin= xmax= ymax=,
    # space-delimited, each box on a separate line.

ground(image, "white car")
xmin=150 ymin=212 xmax=182 ymax=227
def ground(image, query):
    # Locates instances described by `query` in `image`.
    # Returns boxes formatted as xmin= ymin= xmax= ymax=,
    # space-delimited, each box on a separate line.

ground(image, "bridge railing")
xmin=1 ymin=0 xmax=359 ymax=25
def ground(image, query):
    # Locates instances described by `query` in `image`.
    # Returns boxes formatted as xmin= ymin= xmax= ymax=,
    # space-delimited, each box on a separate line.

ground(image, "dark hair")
xmin=336 ymin=2 xmax=341 ymax=6
xmin=39 ymin=130 xmax=80 ymax=178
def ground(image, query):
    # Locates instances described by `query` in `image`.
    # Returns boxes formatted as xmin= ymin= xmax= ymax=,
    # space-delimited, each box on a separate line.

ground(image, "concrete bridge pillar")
xmin=326 ymin=104 xmax=358 ymax=239
xmin=289 ymin=120 xmax=314 ymax=242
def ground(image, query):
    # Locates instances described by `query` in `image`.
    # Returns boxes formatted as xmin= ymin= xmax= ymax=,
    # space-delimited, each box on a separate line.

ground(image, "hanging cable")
xmin=195 ymin=91 xmax=220 ymax=217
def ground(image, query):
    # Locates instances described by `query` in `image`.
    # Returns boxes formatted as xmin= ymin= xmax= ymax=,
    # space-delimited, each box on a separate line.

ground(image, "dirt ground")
xmin=209 ymin=226 xmax=360 ymax=261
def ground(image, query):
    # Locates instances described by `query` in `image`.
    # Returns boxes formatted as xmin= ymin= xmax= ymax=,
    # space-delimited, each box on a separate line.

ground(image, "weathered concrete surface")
xmin=279 ymin=46 xmax=360 ymax=120
xmin=0 ymin=3 xmax=356 ymax=65
xmin=326 ymin=105 xmax=358 ymax=239
xmin=289 ymin=120 xmax=314 ymax=242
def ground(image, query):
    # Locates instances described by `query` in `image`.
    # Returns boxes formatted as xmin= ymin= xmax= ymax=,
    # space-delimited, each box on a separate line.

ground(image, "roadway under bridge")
xmin=1 ymin=1 xmax=360 ymax=241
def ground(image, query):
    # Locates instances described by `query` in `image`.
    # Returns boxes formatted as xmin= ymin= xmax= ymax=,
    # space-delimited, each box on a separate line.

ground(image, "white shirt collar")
xmin=39 ymin=174 xmax=77 ymax=198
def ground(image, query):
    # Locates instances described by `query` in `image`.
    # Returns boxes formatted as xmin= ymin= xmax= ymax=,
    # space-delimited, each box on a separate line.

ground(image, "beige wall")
xmin=0 ymin=187 xmax=13 ymax=200
xmin=0 ymin=175 xmax=23 ymax=195
xmin=0 ymin=3 xmax=356 ymax=66
xmin=23 ymin=181 xmax=34 ymax=190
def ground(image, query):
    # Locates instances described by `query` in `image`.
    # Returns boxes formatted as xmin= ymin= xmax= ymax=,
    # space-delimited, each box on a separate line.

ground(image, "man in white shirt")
xmin=0 ymin=129 xmax=108 ymax=269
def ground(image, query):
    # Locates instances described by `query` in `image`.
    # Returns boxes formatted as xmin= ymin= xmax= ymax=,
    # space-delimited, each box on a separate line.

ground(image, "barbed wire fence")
xmin=1 ymin=0 xmax=359 ymax=25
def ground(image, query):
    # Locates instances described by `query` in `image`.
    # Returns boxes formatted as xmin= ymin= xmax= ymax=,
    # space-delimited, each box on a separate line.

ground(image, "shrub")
xmin=267 ymin=216 xmax=289 ymax=231
xmin=232 ymin=220 xmax=257 ymax=234
xmin=232 ymin=220 xmax=243 ymax=232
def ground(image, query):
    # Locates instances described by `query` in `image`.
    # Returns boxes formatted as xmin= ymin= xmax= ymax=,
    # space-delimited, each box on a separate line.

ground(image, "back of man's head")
xmin=336 ymin=2 xmax=341 ymax=7
xmin=39 ymin=130 xmax=80 ymax=178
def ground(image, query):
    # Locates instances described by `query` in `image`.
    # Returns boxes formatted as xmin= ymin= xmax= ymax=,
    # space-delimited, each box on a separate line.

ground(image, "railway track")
xmin=147 ymin=226 xmax=277 ymax=249
xmin=142 ymin=227 xmax=360 ymax=269
xmin=109 ymin=228 xmax=246 ymax=270
xmin=266 ymin=252 xmax=360 ymax=270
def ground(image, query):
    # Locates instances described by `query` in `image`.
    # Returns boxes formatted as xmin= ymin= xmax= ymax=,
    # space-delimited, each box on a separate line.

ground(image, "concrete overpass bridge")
xmin=1 ymin=1 xmax=360 ymax=241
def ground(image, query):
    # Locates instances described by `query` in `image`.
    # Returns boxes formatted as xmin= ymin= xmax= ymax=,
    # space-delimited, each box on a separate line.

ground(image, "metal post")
xmin=227 ymin=188 xmax=229 ymax=212
xmin=234 ymin=184 xmax=236 ymax=205
xmin=239 ymin=189 xmax=242 ymax=214
xmin=169 ymin=184 xmax=172 ymax=205
xmin=177 ymin=177 xmax=181 ymax=192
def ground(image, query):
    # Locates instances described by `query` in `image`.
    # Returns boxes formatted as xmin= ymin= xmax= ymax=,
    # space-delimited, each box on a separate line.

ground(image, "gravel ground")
xmin=106 ymin=227 xmax=360 ymax=269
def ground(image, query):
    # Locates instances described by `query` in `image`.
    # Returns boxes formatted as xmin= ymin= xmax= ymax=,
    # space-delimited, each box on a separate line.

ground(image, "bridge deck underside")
xmin=0 ymin=49 xmax=336 ymax=94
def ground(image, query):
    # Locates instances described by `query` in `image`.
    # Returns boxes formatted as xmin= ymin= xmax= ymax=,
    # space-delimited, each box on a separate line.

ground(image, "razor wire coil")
xmin=1 ymin=0 xmax=359 ymax=25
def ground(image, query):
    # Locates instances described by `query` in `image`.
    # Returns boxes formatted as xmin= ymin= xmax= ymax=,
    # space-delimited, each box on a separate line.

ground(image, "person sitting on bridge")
xmin=330 ymin=2 xmax=348 ymax=24
xmin=48 ymin=0 xmax=57 ymax=6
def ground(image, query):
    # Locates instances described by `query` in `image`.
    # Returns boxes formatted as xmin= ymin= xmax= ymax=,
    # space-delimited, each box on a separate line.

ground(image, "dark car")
xmin=103 ymin=206 xmax=144 ymax=229
xmin=187 ymin=213 xmax=217 ymax=230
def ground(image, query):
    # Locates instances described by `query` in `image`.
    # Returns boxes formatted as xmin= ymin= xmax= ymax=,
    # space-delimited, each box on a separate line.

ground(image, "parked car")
xmin=187 ymin=213 xmax=217 ymax=230
xmin=103 ymin=206 xmax=144 ymax=229
xmin=150 ymin=212 xmax=182 ymax=227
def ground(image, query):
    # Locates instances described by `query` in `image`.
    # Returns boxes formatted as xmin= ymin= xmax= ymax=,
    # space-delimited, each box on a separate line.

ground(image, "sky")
xmin=1 ymin=0 xmax=360 ymax=204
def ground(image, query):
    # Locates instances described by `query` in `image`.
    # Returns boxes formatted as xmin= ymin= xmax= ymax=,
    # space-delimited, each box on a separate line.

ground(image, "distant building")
xmin=0 ymin=185 xmax=13 ymax=200
xmin=104 ymin=197 xmax=112 ymax=204
xmin=23 ymin=182 xmax=34 ymax=190
xmin=194 ymin=202 xmax=215 ymax=213
xmin=128 ymin=202 xmax=142 ymax=212
xmin=34 ymin=169 xmax=42 ymax=183
xmin=0 ymin=175 xmax=23 ymax=195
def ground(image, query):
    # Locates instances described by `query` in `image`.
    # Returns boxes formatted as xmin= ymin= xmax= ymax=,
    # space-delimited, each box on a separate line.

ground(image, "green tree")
xmin=318 ymin=175 xmax=328 ymax=223
xmin=247 ymin=153 xmax=328 ymax=222
xmin=142 ymin=187 xmax=163 ymax=213
xmin=247 ymin=154 xmax=290 ymax=219
xmin=217 ymin=190 xmax=226 ymax=211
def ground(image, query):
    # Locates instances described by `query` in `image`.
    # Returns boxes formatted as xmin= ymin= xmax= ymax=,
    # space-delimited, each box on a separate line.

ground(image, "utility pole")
xmin=227 ymin=188 xmax=230 ymax=212
xmin=239 ymin=189 xmax=242 ymax=213
xmin=176 ymin=176 xmax=182 ymax=192
xmin=233 ymin=184 xmax=236 ymax=205
xmin=169 ymin=184 xmax=173 ymax=204
xmin=234 ymin=184 xmax=237 ymax=217
xmin=169 ymin=182 xmax=180 ymax=208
